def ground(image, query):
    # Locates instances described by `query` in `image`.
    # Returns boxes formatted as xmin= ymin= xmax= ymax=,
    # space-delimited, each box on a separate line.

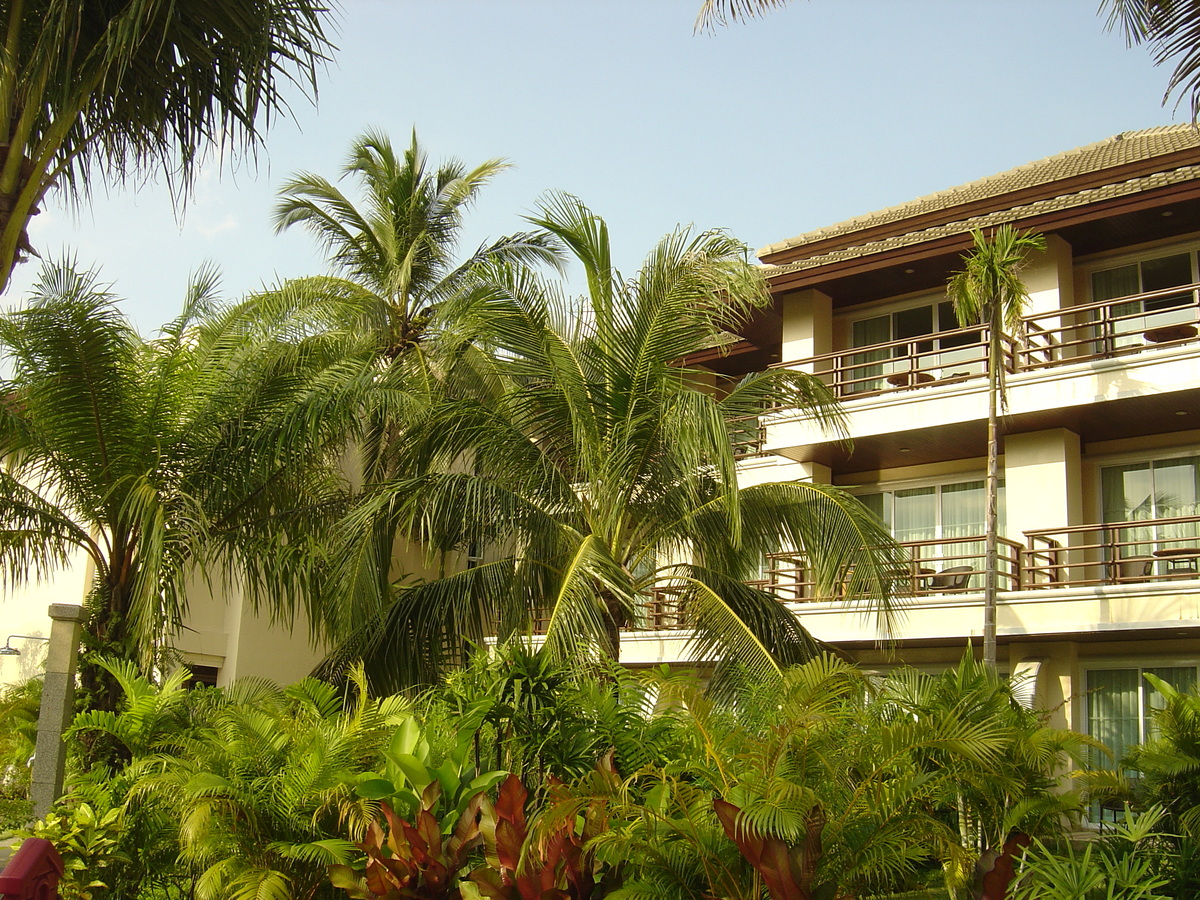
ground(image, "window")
xmin=185 ymin=664 xmax=220 ymax=688
xmin=1092 ymin=252 xmax=1194 ymax=312
xmin=1086 ymin=665 xmax=1197 ymax=768
xmin=1090 ymin=251 xmax=1198 ymax=351
xmin=1101 ymin=455 xmax=1200 ymax=565
xmin=859 ymin=479 xmax=1004 ymax=587
xmin=846 ymin=300 xmax=982 ymax=393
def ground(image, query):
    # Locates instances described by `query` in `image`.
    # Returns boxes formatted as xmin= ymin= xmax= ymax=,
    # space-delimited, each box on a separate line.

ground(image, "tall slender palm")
xmin=947 ymin=226 xmax=1046 ymax=670
xmin=324 ymin=194 xmax=908 ymax=692
xmin=252 ymin=130 xmax=561 ymax=637
xmin=0 ymin=260 xmax=354 ymax=707
xmin=0 ymin=0 xmax=334 ymax=292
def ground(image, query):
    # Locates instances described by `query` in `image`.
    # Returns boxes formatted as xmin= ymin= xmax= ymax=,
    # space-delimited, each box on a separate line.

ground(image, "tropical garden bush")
xmin=0 ymin=677 xmax=39 ymax=831
xmin=10 ymin=647 xmax=1152 ymax=900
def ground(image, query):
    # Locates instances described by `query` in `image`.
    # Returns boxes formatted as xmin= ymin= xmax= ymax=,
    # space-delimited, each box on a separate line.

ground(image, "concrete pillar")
xmin=1022 ymin=236 xmax=1073 ymax=364
xmin=1023 ymin=234 xmax=1074 ymax=316
xmin=781 ymin=289 xmax=832 ymax=371
xmin=30 ymin=604 xmax=85 ymax=820
xmin=796 ymin=461 xmax=832 ymax=484
xmin=1003 ymin=428 xmax=1082 ymax=547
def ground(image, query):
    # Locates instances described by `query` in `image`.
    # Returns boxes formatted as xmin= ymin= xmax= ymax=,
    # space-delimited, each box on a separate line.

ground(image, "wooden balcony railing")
xmin=767 ymin=284 xmax=1200 ymax=405
xmin=729 ymin=413 xmax=767 ymax=458
xmin=1023 ymin=514 xmax=1200 ymax=589
xmin=771 ymin=325 xmax=1014 ymax=399
xmin=533 ymin=518 xmax=1200 ymax=635
xmin=1019 ymin=282 xmax=1200 ymax=370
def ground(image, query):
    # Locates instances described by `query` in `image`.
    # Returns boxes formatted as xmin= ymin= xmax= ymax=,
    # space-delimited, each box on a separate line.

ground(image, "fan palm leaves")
xmin=0 ymin=0 xmax=334 ymax=292
xmin=323 ymin=193 xmax=907 ymax=692
xmin=0 ymin=259 xmax=358 ymax=702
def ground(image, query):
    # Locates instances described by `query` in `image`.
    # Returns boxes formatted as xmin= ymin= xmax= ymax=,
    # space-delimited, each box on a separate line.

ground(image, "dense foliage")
xmin=16 ymin=649 xmax=1182 ymax=900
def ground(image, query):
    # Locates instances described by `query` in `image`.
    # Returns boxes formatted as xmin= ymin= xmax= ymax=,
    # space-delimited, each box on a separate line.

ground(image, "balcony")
xmin=782 ymin=325 xmax=1002 ymax=399
xmin=620 ymin=517 xmax=1200 ymax=633
xmin=774 ymin=283 xmax=1200 ymax=398
xmin=1024 ymin=514 xmax=1200 ymax=589
xmin=1021 ymin=282 xmax=1200 ymax=370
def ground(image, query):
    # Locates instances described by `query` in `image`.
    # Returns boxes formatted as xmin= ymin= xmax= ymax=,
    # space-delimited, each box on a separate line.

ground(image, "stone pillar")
xmin=1002 ymin=428 xmax=1082 ymax=545
xmin=30 ymin=604 xmax=85 ymax=820
xmin=781 ymin=289 xmax=832 ymax=371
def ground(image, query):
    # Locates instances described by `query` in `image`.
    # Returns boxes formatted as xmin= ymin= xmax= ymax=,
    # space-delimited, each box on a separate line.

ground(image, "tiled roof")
xmin=759 ymin=125 xmax=1200 ymax=259
xmin=763 ymin=164 xmax=1200 ymax=277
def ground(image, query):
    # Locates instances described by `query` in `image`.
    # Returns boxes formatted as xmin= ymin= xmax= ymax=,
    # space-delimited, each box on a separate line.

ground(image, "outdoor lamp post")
xmin=0 ymin=634 xmax=50 ymax=656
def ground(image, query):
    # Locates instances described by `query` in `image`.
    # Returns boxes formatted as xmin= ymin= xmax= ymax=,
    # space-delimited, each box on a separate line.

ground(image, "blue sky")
xmin=5 ymin=0 xmax=1184 ymax=329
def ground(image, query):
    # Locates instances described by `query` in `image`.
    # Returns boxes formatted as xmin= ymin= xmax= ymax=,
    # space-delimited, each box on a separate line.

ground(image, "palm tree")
xmin=0 ymin=259 xmax=354 ymax=708
xmin=268 ymin=129 xmax=560 ymax=363
xmin=0 ymin=0 xmax=334 ymax=293
xmin=247 ymin=130 xmax=561 ymax=639
xmin=1102 ymin=0 xmax=1200 ymax=118
xmin=947 ymin=226 xmax=1046 ymax=670
xmin=323 ymin=193 xmax=908 ymax=691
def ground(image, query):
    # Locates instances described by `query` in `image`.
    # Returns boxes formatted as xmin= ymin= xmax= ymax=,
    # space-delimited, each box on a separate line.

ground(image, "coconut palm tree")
xmin=0 ymin=0 xmax=334 ymax=293
xmin=947 ymin=226 xmax=1046 ymax=670
xmin=244 ymin=130 xmax=562 ymax=639
xmin=322 ymin=193 xmax=908 ymax=692
xmin=0 ymin=259 xmax=356 ymax=708
xmin=267 ymin=129 xmax=560 ymax=362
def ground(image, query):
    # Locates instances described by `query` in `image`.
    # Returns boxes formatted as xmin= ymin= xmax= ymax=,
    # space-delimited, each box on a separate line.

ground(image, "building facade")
xmin=6 ymin=127 xmax=1199 ymax=769
xmin=625 ymin=126 xmax=1200 ymax=765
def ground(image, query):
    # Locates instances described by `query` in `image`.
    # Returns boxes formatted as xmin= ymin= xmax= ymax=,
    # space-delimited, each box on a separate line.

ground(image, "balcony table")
xmin=1153 ymin=546 xmax=1200 ymax=574
xmin=885 ymin=371 xmax=935 ymax=387
xmin=1142 ymin=323 xmax=1198 ymax=343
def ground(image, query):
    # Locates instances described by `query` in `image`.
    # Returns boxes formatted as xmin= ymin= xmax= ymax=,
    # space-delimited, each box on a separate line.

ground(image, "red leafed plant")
xmin=713 ymin=798 xmax=827 ymax=900
xmin=468 ymin=773 xmax=598 ymax=900
xmin=329 ymin=781 xmax=484 ymax=900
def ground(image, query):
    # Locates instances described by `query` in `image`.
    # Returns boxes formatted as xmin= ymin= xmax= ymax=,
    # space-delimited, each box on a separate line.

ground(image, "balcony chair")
xmin=927 ymin=565 xmax=973 ymax=592
xmin=1116 ymin=557 xmax=1154 ymax=583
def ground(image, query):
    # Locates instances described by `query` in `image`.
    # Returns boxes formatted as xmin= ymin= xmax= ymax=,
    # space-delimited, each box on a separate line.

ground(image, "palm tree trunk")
xmin=983 ymin=351 xmax=1000 ymax=671
xmin=601 ymin=590 xmax=623 ymax=662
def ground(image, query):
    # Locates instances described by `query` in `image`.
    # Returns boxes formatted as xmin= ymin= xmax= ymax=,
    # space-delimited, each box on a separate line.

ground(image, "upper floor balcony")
xmin=774 ymin=282 xmax=1200 ymax=400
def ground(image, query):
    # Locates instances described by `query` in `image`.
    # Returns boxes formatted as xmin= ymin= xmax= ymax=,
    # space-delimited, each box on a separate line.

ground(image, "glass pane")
xmin=1143 ymin=666 xmax=1197 ymax=739
xmin=1087 ymin=668 xmax=1140 ymax=769
xmin=894 ymin=306 xmax=934 ymax=358
xmin=1103 ymin=463 xmax=1154 ymax=560
xmin=859 ymin=492 xmax=889 ymax=528
xmin=940 ymin=481 xmax=985 ymax=584
xmin=852 ymin=315 xmax=891 ymax=348
xmin=1152 ymin=457 xmax=1200 ymax=518
xmin=1141 ymin=253 xmax=1193 ymax=311
xmin=1093 ymin=265 xmax=1140 ymax=302
xmin=1151 ymin=457 xmax=1200 ymax=556
xmin=894 ymin=488 xmax=936 ymax=566
xmin=937 ymin=300 xmax=980 ymax=351
xmin=848 ymin=316 xmax=891 ymax=394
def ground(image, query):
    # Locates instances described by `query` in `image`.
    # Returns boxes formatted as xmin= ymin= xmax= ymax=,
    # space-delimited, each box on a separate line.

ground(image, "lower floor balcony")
xmin=626 ymin=514 xmax=1200 ymax=633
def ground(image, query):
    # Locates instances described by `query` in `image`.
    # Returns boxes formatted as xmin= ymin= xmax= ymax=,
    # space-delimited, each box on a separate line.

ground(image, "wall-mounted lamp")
xmin=1 ymin=634 xmax=50 ymax=656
